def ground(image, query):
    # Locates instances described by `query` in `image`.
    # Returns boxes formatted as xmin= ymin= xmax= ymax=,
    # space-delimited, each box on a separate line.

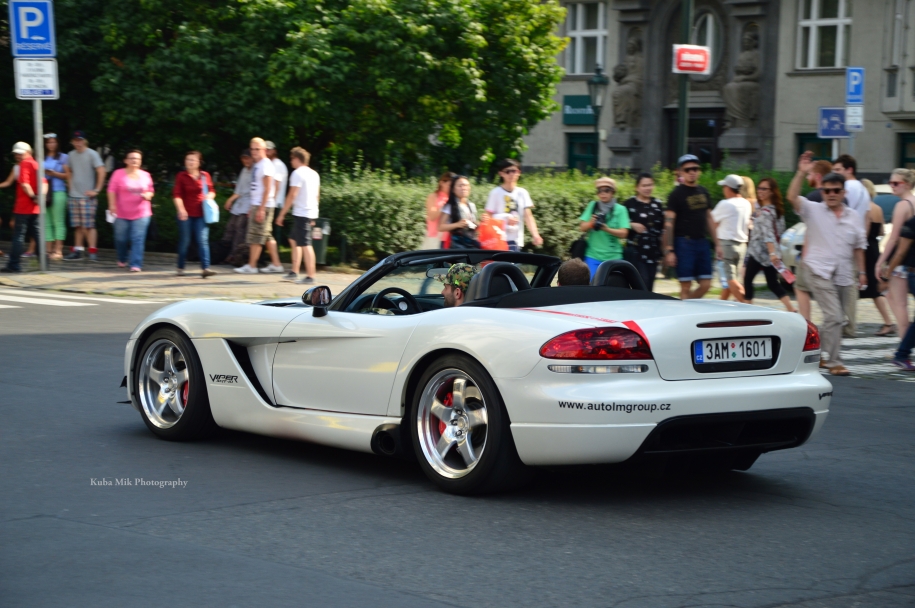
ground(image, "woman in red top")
xmin=173 ymin=151 xmax=217 ymax=277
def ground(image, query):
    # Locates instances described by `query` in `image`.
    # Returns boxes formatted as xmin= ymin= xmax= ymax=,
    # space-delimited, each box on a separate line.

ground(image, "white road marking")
xmin=0 ymin=295 xmax=94 ymax=307
xmin=840 ymin=349 xmax=896 ymax=361
xmin=0 ymin=288 xmax=163 ymax=305
xmin=0 ymin=304 xmax=21 ymax=309
xmin=841 ymin=336 xmax=900 ymax=347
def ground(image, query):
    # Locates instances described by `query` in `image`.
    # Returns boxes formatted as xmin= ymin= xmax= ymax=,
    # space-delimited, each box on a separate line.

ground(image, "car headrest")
xmin=589 ymin=260 xmax=647 ymax=291
xmin=464 ymin=262 xmax=531 ymax=302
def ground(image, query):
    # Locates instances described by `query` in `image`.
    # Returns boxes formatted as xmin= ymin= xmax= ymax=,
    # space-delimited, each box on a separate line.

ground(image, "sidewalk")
xmin=0 ymin=243 xmax=910 ymax=334
xmin=0 ymin=244 xmax=359 ymax=301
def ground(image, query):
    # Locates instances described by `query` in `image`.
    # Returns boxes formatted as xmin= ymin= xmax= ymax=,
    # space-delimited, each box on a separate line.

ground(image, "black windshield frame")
xmin=327 ymin=249 xmax=561 ymax=312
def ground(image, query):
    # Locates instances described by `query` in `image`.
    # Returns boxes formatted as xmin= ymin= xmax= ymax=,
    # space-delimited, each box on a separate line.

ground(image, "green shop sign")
xmin=563 ymin=95 xmax=595 ymax=125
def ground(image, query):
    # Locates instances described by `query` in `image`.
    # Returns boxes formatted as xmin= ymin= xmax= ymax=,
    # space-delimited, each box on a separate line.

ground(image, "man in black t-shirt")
xmin=663 ymin=154 xmax=722 ymax=299
xmin=883 ymin=215 xmax=915 ymax=370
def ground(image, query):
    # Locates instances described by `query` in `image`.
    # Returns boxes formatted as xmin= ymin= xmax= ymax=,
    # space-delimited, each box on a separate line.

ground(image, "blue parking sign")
xmin=846 ymin=67 xmax=865 ymax=105
xmin=8 ymin=0 xmax=56 ymax=57
xmin=818 ymin=107 xmax=849 ymax=139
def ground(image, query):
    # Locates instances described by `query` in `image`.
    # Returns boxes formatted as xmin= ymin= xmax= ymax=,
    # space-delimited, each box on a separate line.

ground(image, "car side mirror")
xmin=303 ymin=286 xmax=331 ymax=317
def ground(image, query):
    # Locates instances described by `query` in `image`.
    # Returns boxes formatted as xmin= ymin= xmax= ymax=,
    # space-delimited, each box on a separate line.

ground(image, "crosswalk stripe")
xmin=0 ymin=288 xmax=164 ymax=305
xmin=0 ymin=304 xmax=21 ymax=309
xmin=0 ymin=295 xmax=94 ymax=307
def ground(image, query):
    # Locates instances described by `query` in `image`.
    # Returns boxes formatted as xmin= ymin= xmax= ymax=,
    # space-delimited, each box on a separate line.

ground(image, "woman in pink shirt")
xmin=107 ymin=149 xmax=154 ymax=271
xmin=423 ymin=172 xmax=455 ymax=250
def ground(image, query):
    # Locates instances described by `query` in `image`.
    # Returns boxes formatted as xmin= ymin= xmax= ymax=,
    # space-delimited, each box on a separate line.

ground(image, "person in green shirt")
xmin=578 ymin=177 xmax=631 ymax=277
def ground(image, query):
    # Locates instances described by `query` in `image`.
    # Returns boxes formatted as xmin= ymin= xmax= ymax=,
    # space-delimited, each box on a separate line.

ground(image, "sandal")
xmin=829 ymin=365 xmax=851 ymax=376
xmin=875 ymin=324 xmax=897 ymax=336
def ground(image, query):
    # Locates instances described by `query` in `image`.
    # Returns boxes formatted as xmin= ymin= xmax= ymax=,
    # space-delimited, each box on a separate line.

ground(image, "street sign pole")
xmin=34 ymin=99 xmax=47 ymax=271
xmin=10 ymin=0 xmax=57 ymax=272
xmin=676 ymin=0 xmax=693 ymax=158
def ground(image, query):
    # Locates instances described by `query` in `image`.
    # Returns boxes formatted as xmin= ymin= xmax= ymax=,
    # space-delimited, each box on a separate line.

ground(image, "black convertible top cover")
xmin=462 ymin=285 xmax=675 ymax=309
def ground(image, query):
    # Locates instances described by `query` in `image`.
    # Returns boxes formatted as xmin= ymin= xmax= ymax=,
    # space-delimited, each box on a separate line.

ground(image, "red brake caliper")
xmin=181 ymin=381 xmax=189 ymax=405
xmin=438 ymin=392 xmax=452 ymax=435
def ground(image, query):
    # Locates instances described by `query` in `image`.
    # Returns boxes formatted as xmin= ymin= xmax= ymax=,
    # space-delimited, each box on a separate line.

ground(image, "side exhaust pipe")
xmin=371 ymin=423 xmax=409 ymax=459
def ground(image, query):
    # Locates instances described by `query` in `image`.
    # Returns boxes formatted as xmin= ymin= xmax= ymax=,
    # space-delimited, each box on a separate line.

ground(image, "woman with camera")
xmin=438 ymin=175 xmax=480 ymax=249
xmin=578 ymin=177 xmax=631 ymax=278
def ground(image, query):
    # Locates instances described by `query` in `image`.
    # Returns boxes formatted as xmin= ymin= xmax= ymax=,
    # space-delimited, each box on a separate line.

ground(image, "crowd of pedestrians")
xmin=0 ymin=133 xmax=323 ymax=283
xmin=1 ymin=137 xmax=914 ymax=371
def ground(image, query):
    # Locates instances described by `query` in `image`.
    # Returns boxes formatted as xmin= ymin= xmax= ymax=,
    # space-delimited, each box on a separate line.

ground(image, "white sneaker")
xmin=260 ymin=264 xmax=285 ymax=274
xmin=234 ymin=264 xmax=258 ymax=274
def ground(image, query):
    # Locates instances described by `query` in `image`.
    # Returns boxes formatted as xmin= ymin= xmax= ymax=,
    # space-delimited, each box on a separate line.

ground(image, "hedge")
xmin=0 ymin=165 xmax=805 ymax=263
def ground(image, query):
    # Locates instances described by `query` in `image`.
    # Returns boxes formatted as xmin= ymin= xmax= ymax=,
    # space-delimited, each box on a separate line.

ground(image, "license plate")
xmin=694 ymin=338 xmax=772 ymax=364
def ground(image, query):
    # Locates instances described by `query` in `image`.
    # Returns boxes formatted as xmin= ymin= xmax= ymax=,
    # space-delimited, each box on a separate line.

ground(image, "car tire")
xmin=409 ymin=354 xmax=532 ymax=495
xmin=133 ymin=327 xmax=217 ymax=441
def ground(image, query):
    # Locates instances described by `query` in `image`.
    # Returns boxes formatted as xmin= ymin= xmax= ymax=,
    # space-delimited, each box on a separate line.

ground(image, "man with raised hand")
xmin=787 ymin=151 xmax=867 ymax=376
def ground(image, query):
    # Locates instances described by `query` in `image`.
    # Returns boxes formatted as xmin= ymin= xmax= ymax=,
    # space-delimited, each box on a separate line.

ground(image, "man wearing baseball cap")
xmin=711 ymin=174 xmax=752 ymax=301
xmin=436 ymin=263 xmax=479 ymax=307
xmin=2 ymin=143 xmax=42 ymax=273
xmin=64 ymin=130 xmax=106 ymax=261
xmin=663 ymin=154 xmax=722 ymax=299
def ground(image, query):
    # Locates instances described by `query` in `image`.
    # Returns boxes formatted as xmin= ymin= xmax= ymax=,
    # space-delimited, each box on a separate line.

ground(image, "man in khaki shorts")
xmin=235 ymin=137 xmax=284 ymax=274
xmin=711 ymin=174 xmax=752 ymax=301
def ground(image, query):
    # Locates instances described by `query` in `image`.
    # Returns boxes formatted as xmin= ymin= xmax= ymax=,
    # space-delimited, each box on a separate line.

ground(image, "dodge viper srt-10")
xmin=123 ymin=250 xmax=831 ymax=494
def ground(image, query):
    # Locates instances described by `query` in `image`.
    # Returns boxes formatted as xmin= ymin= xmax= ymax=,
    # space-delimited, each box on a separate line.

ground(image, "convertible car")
xmin=123 ymin=250 xmax=831 ymax=494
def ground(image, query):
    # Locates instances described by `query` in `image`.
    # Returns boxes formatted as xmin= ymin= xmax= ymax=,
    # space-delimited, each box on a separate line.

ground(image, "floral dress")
xmin=746 ymin=205 xmax=785 ymax=266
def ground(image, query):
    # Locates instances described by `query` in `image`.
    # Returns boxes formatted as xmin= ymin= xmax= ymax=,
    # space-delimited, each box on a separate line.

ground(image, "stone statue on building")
xmin=612 ymin=33 xmax=644 ymax=130
xmin=722 ymin=28 xmax=761 ymax=129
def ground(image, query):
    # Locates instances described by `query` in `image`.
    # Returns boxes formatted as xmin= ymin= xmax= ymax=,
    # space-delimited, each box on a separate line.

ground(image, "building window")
xmin=900 ymin=134 xmax=915 ymax=169
xmin=567 ymin=133 xmax=598 ymax=172
xmin=796 ymin=0 xmax=852 ymax=69
xmin=691 ymin=11 xmax=723 ymax=75
xmin=797 ymin=133 xmax=833 ymax=160
xmin=565 ymin=3 xmax=606 ymax=75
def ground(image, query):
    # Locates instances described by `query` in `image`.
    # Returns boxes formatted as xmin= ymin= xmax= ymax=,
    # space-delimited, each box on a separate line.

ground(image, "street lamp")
xmin=587 ymin=65 xmax=609 ymax=170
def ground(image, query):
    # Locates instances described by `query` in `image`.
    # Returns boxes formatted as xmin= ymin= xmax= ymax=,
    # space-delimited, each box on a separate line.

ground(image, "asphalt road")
xmin=1 ymin=290 xmax=913 ymax=607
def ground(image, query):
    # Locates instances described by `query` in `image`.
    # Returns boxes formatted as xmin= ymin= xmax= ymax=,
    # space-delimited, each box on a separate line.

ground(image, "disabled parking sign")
xmin=817 ymin=107 xmax=848 ymax=139
xmin=8 ymin=0 xmax=56 ymax=57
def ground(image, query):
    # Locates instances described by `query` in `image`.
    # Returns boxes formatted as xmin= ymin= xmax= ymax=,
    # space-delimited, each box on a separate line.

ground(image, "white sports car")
xmin=123 ymin=250 xmax=831 ymax=494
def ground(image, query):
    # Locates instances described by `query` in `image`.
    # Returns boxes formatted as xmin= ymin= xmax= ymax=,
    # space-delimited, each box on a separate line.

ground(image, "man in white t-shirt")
xmin=235 ymin=137 xmax=284 ymax=274
xmin=832 ymin=155 xmax=870 ymax=227
xmin=832 ymin=154 xmax=869 ymax=336
xmin=276 ymin=147 xmax=320 ymax=285
xmin=266 ymin=141 xmax=288 ymax=243
xmin=711 ymin=174 xmax=753 ymax=302
xmin=484 ymin=159 xmax=543 ymax=251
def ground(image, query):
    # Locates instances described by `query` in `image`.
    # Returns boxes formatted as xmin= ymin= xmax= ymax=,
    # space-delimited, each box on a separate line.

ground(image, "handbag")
xmin=201 ymin=172 xmax=220 ymax=224
xmin=478 ymin=218 xmax=509 ymax=251
xmin=569 ymin=236 xmax=587 ymax=260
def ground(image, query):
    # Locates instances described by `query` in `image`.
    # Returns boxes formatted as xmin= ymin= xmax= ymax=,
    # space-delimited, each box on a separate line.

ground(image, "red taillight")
xmin=803 ymin=320 xmax=820 ymax=351
xmin=540 ymin=327 xmax=653 ymax=360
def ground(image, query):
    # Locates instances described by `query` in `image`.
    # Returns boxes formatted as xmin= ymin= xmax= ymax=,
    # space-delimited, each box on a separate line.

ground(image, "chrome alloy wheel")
xmin=417 ymin=369 xmax=489 ymax=479
xmin=138 ymin=339 xmax=191 ymax=429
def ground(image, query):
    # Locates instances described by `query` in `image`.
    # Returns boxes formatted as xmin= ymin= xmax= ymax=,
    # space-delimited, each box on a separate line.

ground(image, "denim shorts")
xmin=674 ymin=236 xmax=712 ymax=282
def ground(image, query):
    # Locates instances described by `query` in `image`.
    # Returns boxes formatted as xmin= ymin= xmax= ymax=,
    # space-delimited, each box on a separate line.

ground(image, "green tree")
xmin=0 ymin=0 xmax=565 ymax=174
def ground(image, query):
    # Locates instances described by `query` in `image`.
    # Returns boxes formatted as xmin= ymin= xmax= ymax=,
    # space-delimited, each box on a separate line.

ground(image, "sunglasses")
xmin=596 ymin=187 xmax=615 ymax=194
xmin=889 ymin=181 xmax=905 ymax=187
xmin=501 ymin=168 xmax=520 ymax=174
xmin=682 ymin=166 xmax=700 ymax=173
xmin=822 ymin=187 xmax=844 ymax=195
xmin=757 ymin=187 xmax=771 ymax=191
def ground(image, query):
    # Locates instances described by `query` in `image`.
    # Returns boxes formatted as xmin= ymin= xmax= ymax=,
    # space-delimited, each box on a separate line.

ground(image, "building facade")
xmin=523 ymin=0 xmax=915 ymax=176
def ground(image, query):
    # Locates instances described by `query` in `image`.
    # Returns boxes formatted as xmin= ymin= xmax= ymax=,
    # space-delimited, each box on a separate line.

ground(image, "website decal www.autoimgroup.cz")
xmin=558 ymin=401 xmax=671 ymax=413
